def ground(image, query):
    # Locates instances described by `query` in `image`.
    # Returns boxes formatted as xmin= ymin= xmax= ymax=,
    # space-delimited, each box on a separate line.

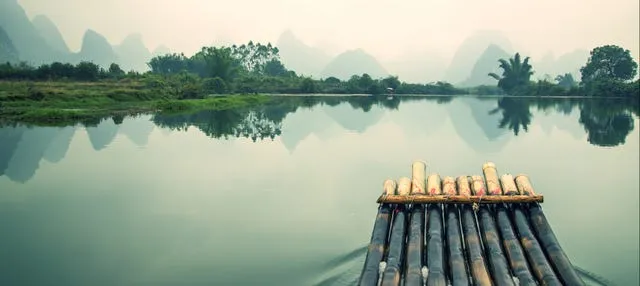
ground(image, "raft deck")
xmin=359 ymin=161 xmax=584 ymax=286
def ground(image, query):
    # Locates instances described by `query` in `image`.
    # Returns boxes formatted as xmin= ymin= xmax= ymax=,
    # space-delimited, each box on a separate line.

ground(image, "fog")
xmin=17 ymin=0 xmax=639 ymax=61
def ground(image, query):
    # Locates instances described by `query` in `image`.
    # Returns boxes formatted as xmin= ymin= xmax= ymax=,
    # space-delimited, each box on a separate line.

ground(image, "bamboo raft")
xmin=359 ymin=161 xmax=584 ymax=286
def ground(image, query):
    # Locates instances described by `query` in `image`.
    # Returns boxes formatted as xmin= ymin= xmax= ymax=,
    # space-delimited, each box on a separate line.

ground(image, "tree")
xmin=263 ymin=59 xmax=288 ymax=77
xmin=195 ymin=47 xmax=241 ymax=82
xmin=381 ymin=76 xmax=400 ymax=90
xmin=148 ymin=53 xmax=188 ymax=75
xmin=488 ymin=53 xmax=534 ymax=94
xmin=75 ymin=61 xmax=100 ymax=81
xmin=580 ymin=45 xmax=638 ymax=83
xmin=108 ymin=63 xmax=125 ymax=77
xmin=555 ymin=73 xmax=576 ymax=88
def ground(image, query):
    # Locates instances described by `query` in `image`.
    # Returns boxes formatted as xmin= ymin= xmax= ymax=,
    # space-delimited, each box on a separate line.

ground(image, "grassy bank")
xmin=0 ymin=80 xmax=270 ymax=125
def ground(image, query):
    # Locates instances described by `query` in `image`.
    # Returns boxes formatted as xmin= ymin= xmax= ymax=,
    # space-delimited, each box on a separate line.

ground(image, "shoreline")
xmin=1 ymin=79 xmax=637 ymax=126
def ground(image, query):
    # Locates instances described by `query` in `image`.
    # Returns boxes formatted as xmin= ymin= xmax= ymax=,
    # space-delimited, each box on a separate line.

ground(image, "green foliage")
xmin=581 ymin=45 xmax=638 ymax=83
xmin=299 ymin=78 xmax=318 ymax=93
xmin=148 ymin=53 xmax=188 ymax=74
xmin=555 ymin=73 xmax=576 ymax=88
xmin=203 ymin=77 xmax=228 ymax=94
xmin=488 ymin=53 xmax=534 ymax=94
xmin=108 ymin=63 xmax=125 ymax=78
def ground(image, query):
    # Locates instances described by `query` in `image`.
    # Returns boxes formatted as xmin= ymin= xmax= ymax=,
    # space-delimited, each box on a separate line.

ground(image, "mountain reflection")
xmin=0 ymin=95 xmax=637 ymax=183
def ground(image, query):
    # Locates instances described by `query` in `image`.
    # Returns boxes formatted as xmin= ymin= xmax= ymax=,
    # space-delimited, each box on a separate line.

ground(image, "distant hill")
xmin=32 ymin=14 xmax=69 ymax=54
xmin=277 ymin=30 xmax=331 ymax=78
xmin=444 ymin=30 xmax=514 ymax=85
xmin=152 ymin=45 xmax=171 ymax=57
xmin=321 ymin=49 xmax=389 ymax=80
xmin=0 ymin=26 xmax=19 ymax=63
xmin=114 ymin=33 xmax=152 ymax=72
xmin=76 ymin=29 xmax=119 ymax=68
xmin=0 ymin=0 xmax=63 ymax=64
xmin=459 ymin=44 xmax=511 ymax=87
xmin=383 ymin=51 xmax=447 ymax=83
xmin=532 ymin=49 xmax=589 ymax=82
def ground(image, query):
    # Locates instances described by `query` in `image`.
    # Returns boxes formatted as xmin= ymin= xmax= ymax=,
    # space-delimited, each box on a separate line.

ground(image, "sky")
xmin=18 ymin=0 xmax=640 ymax=61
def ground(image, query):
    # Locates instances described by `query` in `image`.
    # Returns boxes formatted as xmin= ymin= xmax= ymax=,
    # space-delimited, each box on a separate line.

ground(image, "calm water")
xmin=0 ymin=96 xmax=638 ymax=286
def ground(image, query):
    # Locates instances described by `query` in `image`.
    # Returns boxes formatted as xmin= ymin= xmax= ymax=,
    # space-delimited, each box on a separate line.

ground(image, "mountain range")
xmin=0 ymin=0 xmax=589 ymax=84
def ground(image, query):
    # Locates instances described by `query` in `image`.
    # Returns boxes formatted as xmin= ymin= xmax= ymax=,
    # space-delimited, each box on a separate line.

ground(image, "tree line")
xmin=488 ymin=44 xmax=639 ymax=98
xmin=0 ymin=41 xmax=637 ymax=99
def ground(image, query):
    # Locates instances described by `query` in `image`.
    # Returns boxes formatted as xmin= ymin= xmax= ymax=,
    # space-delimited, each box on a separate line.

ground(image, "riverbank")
xmin=0 ymin=80 xmax=270 ymax=125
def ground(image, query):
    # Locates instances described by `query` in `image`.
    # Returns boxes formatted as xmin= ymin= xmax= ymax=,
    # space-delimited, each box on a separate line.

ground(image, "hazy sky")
xmin=18 ymin=0 xmax=640 ymax=61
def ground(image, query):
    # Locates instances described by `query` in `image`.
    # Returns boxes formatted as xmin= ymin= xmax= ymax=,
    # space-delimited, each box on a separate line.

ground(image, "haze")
xmin=18 ymin=0 xmax=640 ymax=61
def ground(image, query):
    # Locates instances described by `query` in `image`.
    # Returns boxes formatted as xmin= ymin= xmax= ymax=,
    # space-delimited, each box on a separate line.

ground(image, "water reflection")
xmin=0 ymin=95 xmax=637 ymax=184
xmin=0 ymin=95 xmax=638 ymax=285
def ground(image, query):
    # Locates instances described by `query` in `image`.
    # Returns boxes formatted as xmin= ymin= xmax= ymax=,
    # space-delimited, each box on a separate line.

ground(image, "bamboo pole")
xmin=377 ymin=195 xmax=544 ymax=204
xmin=358 ymin=204 xmax=393 ymax=286
xmin=482 ymin=162 xmax=503 ymax=195
xmin=426 ymin=204 xmax=447 ymax=286
xmin=512 ymin=205 xmax=562 ymax=286
xmin=469 ymin=177 xmax=514 ymax=286
xmin=445 ymin=205 xmax=470 ymax=285
xmin=384 ymin=179 xmax=397 ymax=195
xmin=442 ymin=176 xmax=457 ymax=196
xmin=516 ymin=175 xmax=585 ymax=285
xmin=469 ymin=175 xmax=487 ymax=196
xmin=427 ymin=174 xmax=442 ymax=195
xmin=514 ymin=175 xmax=536 ymax=196
xmin=404 ymin=205 xmax=425 ymax=285
xmin=456 ymin=176 xmax=472 ymax=196
xmin=496 ymin=205 xmax=537 ymax=285
xmin=500 ymin=174 xmax=519 ymax=195
xmin=380 ymin=208 xmax=408 ymax=286
xmin=411 ymin=161 xmax=427 ymax=195
xmin=461 ymin=205 xmax=492 ymax=286
xmin=397 ymin=177 xmax=412 ymax=196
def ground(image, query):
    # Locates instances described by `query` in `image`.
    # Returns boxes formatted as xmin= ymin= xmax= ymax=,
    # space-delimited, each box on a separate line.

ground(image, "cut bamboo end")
xmin=383 ymin=179 xmax=397 ymax=195
xmin=427 ymin=174 xmax=442 ymax=195
xmin=469 ymin=175 xmax=487 ymax=196
xmin=397 ymin=177 xmax=412 ymax=196
xmin=500 ymin=174 xmax=519 ymax=195
xmin=442 ymin=176 xmax=457 ymax=196
xmin=377 ymin=194 xmax=544 ymax=204
xmin=482 ymin=162 xmax=503 ymax=195
xmin=456 ymin=176 xmax=472 ymax=196
xmin=411 ymin=161 xmax=427 ymax=195
xmin=515 ymin=174 xmax=536 ymax=196
xmin=376 ymin=162 xmax=543 ymax=204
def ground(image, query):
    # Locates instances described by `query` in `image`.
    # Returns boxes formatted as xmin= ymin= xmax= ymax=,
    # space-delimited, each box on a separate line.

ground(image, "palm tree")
xmin=488 ymin=53 xmax=534 ymax=94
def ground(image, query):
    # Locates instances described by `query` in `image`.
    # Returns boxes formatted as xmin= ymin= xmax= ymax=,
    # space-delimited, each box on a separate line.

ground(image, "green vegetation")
xmin=0 ymin=41 xmax=638 ymax=126
xmin=0 ymin=79 xmax=269 ymax=125
xmin=489 ymin=44 xmax=639 ymax=98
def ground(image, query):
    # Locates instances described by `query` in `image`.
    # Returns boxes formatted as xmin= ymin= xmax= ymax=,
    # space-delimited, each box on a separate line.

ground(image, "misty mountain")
xmin=459 ymin=44 xmax=511 ymax=87
xmin=383 ymin=51 xmax=447 ymax=83
xmin=277 ymin=30 xmax=331 ymax=78
xmin=76 ymin=29 xmax=119 ymax=68
xmin=0 ymin=26 xmax=19 ymax=63
xmin=114 ymin=33 xmax=152 ymax=72
xmin=0 ymin=0 xmax=63 ymax=64
xmin=533 ymin=49 xmax=589 ymax=82
xmin=321 ymin=49 xmax=389 ymax=80
xmin=32 ymin=14 xmax=69 ymax=54
xmin=444 ymin=30 xmax=514 ymax=85
xmin=152 ymin=45 xmax=171 ymax=57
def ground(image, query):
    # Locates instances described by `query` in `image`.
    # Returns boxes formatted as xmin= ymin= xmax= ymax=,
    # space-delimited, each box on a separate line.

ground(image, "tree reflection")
xmin=486 ymin=96 xmax=637 ymax=147
xmin=579 ymin=99 xmax=635 ymax=147
xmin=489 ymin=97 xmax=532 ymax=136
